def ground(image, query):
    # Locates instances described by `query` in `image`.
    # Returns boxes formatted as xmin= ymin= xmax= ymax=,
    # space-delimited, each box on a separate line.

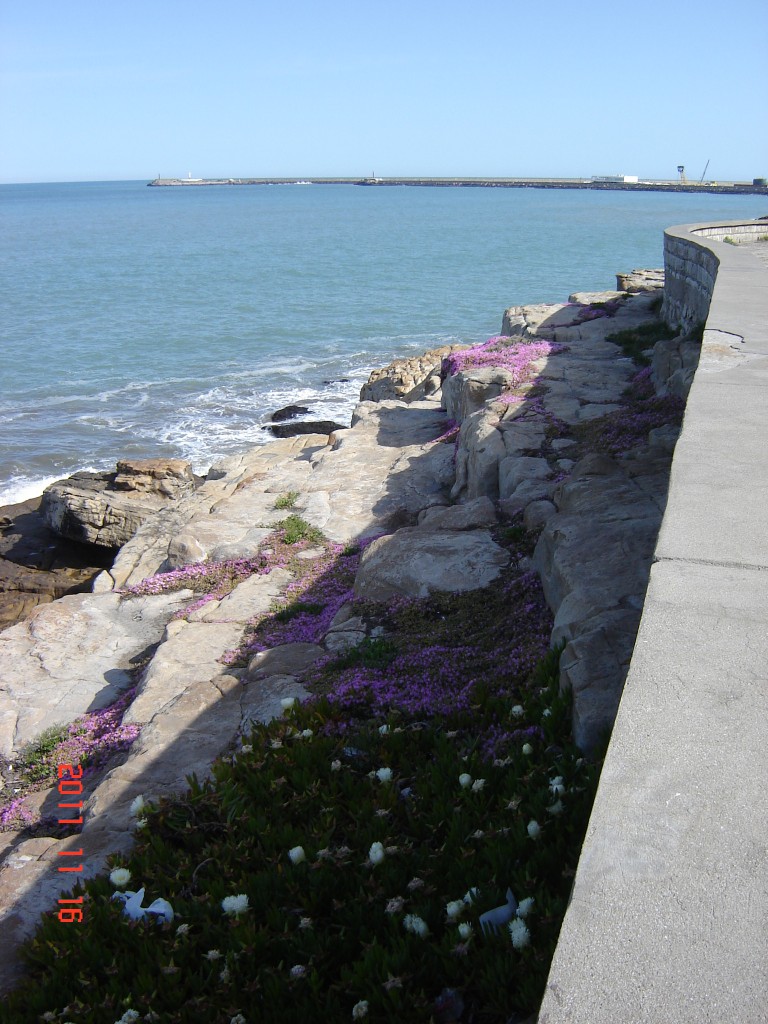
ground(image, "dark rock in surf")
xmin=270 ymin=404 xmax=311 ymax=422
xmin=265 ymin=420 xmax=346 ymax=438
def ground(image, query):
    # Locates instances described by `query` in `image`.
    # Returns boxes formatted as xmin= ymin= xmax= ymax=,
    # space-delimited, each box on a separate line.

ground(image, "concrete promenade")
xmin=539 ymin=222 xmax=768 ymax=1022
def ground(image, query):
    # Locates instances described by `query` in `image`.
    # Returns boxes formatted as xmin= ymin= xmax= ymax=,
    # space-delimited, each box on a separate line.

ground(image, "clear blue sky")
xmin=2 ymin=0 xmax=766 ymax=184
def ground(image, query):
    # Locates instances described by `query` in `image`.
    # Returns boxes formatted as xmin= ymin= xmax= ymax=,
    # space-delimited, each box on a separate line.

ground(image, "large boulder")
xmin=40 ymin=459 xmax=196 ymax=548
xmin=442 ymin=367 xmax=519 ymax=422
xmin=354 ymin=527 xmax=509 ymax=602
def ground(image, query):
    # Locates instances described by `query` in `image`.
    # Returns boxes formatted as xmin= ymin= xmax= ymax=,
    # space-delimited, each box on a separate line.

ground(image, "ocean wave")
xmin=0 ymin=470 xmax=100 ymax=507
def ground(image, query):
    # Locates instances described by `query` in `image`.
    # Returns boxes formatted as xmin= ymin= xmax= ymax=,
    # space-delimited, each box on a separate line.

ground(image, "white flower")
xmin=204 ymin=949 xmax=223 ymax=961
xmin=368 ymin=841 xmax=385 ymax=866
xmin=129 ymin=795 xmax=145 ymax=816
xmin=221 ymin=894 xmax=250 ymax=916
xmin=289 ymin=964 xmax=306 ymax=978
xmin=230 ymin=1016 xmax=247 ymax=1024
xmin=522 ymin=743 xmax=533 ymax=755
xmin=547 ymin=799 xmax=564 ymax=815
xmin=352 ymin=1000 xmax=369 ymax=1020
xmin=109 ymin=868 xmax=131 ymax=888
xmin=115 ymin=1012 xmax=140 ymax=1024
xmin=471 ymin=778 xmax=486 ymax=792
xmin=176 ymin=923 xmax=190 ymax=935
xmin=378 ymin=724 xmax=389 ymax=735
xmin=458 ymin=773 xmax=472 ymax=788
xmin=240 ymin=744 xmax=253 ymax=754
xmin=301 ymin=729 xmax=314 ymax=739
xmin=403 ymin=913 xmax=429 ymax=938
xmin=549 ymin=775 xmax=566 ymax=795
xmin=445 ymin=900 xmax=464 ymax=921
xmin=509 ymin=917 xmax=531 ymax=949
xmin=375 ymin=767 xmax=393 ymax=783
xmin=331 ymin=759 xmax=342 ymax=771
xmin=280 ymin=697 xmax=296 ymax=711
xmin=134 ymin=817 xmax=148 ymax=830
xmin=517 ymin=897 xmax=535 ymax=918
xmin=458 ymin=922 xmax=474 ymax=940
xmin=219 ymin=966 xmax=231 ymax=983
xmin=462 ymin=887 xmax=478 ymax=904
xmin=542 ymin=708 xmax=552 ymax=718
xmin=511 ymin=704 xmax=524 ymax=717
xmin=385 ymin=896 xmax=404 ymax=914
xmin=527 ymin=820 xmax=541 ymax=839
xmin=288 ymin=846 xmax=306 ymax=865
xmin=299 ymin=916 xmax=313 ymax=929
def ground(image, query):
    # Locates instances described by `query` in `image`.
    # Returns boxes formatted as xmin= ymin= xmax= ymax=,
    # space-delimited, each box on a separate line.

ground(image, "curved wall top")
xmin=661 ymin=218 xmax=768 ymax=330
xmin=540 ymin=220 xmax=768 ymax=1023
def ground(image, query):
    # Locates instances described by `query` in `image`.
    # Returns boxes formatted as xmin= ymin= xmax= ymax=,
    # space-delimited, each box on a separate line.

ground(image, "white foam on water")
xmin=0 ymin=469 xmax=100 ymax=507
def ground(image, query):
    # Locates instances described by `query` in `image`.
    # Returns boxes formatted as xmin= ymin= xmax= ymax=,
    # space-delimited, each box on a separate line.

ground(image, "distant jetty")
xmin=148 ymin=176 xmax=768 ymax=195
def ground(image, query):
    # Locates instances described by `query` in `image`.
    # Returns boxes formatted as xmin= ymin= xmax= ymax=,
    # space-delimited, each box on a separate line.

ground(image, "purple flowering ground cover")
xmin=0 ymin=314 xmax=688 ymax=1021
xmin=0 ymin=687 xmax=141 ymax=831
xmin=572 ymin=366 xmax=685 ymax=457
xmin=441 ymin=336 xmax=567 ymax=385
xmin=0 ymin=516 xmax=604 ymax=1024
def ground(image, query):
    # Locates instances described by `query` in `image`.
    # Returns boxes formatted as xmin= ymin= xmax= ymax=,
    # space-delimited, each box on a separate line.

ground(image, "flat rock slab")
xmin=0 ymin=589 xmax=191 ymax=758
xmin=354 ymin=527 xmax=509 ymax=602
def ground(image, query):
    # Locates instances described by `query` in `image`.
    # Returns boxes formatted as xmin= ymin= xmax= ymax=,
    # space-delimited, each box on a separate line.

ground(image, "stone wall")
xmin=540 ymin=220 xmax=768 ymax=1022
xmin=661 ymin=218 xmax=768 ymax=329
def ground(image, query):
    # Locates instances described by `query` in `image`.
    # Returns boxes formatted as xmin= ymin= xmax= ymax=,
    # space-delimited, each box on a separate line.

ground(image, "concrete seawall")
xmin=540 ymin=221 xmax=768 ymax=1023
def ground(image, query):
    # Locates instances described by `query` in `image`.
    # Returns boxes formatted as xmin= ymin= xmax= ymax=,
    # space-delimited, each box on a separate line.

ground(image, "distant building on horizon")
xmin=591 ymin=174 xmax=639 ymax=183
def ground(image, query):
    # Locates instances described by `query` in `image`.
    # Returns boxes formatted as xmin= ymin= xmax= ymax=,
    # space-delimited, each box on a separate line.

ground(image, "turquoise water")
xmin=0 ymin=180 xmax=762 ymax=503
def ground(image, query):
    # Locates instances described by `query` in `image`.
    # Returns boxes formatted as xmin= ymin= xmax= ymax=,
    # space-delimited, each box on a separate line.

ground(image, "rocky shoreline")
xmin=0 ymin=268 xmax=698 ymax=992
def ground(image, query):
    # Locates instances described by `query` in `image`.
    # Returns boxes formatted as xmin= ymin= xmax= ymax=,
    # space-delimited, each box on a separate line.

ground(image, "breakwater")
xmin=148 ymin=176 xmax=768 ymax=196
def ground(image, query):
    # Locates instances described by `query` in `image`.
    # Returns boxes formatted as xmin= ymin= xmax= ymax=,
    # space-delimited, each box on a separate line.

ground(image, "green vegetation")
xmin=273 ymin=491 xmax=300 ymax=510
xmin=277 ymin=514 xmax=325 ymax=546
xmin=323 ymin=635 xmax=400 ymax=673
xmin=15 ymin=725 xmax=69 ymax=784
xmin=1 ymin=526 xmax=603 ymax=1023
xmin=605 ymin=319 xmax=674 ymax=366
xmin=272 ymin=600 xmax=327 ymax=623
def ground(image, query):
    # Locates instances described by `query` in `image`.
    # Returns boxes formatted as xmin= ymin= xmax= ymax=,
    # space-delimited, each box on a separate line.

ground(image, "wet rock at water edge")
xmin=265 ymin=420 xmax=347 ymax=438
xmin=270 ymin=404 xmax=311 ymax=422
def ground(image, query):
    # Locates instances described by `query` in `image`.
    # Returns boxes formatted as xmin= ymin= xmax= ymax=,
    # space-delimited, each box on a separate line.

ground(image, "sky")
xmin=1 ymin=0 xmax=766 ymax=184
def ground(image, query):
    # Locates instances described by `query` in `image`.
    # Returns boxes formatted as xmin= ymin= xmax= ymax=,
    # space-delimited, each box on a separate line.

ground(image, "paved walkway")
xmin=748 ymin=239 xmax=768 ymax=266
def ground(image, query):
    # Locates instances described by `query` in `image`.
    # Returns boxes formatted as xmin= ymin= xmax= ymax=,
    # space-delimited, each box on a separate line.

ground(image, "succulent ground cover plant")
xmin=0 ymin=325 xmax=686 ymax=1021
xmin=0 ymin=520 xmax=602 ymax=1023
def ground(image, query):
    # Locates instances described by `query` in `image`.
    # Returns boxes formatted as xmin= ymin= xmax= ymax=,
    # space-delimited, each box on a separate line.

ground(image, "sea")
xmin=0 ymin=180 xmax=763 ymax=505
